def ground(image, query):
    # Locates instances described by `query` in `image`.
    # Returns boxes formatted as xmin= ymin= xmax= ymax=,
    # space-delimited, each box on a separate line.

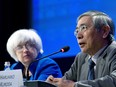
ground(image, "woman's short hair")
xmin=6 ymin=29 xmax=43 ymax=61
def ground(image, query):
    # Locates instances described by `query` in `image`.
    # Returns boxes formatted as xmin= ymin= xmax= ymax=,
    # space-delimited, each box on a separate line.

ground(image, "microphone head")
xmin=60 ymin=46 xmax=70 ymax=52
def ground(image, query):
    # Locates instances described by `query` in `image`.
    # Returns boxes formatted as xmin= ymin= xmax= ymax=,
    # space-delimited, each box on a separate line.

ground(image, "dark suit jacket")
xmin=63 ymin=41 xmax=116 ymax=87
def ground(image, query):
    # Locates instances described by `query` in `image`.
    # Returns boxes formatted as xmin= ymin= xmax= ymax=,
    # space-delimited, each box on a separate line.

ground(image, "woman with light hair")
xmin=6 ymin=29 xmax=62 ymax=81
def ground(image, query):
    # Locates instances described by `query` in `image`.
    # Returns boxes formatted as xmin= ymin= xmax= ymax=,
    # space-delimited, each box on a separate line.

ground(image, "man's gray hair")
xmin=77 ymin=10 xmax=115 ymax=42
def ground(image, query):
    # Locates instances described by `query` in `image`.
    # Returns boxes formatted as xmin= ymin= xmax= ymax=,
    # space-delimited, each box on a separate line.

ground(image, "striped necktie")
xmin=87 ymin=58 xmax=95 ymax=80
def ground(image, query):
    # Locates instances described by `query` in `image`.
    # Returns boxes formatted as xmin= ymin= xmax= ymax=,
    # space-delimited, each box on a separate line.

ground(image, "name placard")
xmin=0 ymin=69 xmax=24 ymax=87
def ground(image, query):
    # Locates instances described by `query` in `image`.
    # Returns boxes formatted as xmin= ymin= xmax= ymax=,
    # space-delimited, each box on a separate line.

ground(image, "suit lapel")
xmin=95 ymin=57 xmax=105 ymax=78
xmin=80 ymin=56 xmax=89 ymax=80
xmin=95 ymin=43 xmax=110 ymax=78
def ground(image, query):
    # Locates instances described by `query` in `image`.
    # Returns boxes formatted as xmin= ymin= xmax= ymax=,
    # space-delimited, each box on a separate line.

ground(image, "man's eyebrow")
xmin=76 ymin=24 xmax=86 ymax=28
xmin=80 ymin=24 xmax=86 ymax=26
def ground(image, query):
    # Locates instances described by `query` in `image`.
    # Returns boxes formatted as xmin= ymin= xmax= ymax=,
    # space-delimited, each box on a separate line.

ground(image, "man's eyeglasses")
xmin=74 ymin=25 xmax=87 ymax=36
xmin=15 ymin=43 xmax=35 ymax=52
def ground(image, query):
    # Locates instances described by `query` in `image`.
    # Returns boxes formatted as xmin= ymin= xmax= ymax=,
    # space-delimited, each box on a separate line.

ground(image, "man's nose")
xmin=77 ymin=32 xmax=83 ymax=39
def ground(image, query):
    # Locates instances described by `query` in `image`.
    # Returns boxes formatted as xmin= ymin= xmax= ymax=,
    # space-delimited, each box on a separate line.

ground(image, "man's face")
xmin=76 ymin=16 xmax=104 ymax=55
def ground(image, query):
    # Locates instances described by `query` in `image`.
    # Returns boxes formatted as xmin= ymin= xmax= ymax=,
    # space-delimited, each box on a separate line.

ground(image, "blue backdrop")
xmin=31 ymin=0 xmax=116 ymax=58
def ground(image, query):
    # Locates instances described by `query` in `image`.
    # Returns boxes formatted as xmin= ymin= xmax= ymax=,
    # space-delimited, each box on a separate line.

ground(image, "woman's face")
xmin=14 ymin=42 xmax=38 ymax=66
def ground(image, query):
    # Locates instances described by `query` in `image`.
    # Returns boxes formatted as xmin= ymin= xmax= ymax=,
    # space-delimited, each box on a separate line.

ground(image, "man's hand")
xmin=46 ymin=75 xmax=75 ymax=87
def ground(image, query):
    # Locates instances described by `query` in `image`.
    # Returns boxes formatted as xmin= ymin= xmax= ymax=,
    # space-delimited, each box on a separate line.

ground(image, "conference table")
xmin=24 ymin=80 xmax=56 ymax=87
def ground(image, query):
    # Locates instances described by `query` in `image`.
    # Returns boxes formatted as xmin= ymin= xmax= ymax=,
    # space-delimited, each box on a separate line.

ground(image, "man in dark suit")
xmin=46 ymin=10 xmax=116 ymax=87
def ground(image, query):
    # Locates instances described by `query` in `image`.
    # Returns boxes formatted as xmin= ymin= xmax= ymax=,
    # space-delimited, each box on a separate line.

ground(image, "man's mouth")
xmin=79 ymin=43 xmax=85 ymax=48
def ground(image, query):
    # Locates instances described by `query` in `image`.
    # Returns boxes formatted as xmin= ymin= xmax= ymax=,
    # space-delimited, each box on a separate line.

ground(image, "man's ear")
xmin=102 ymin=25 xmax=110 ymax=38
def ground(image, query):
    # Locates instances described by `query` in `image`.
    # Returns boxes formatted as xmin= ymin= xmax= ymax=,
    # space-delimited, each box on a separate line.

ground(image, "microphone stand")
xmin=26 ymin=46 xmax=70 ymax=81
xmin=26 ymin=68 xmax=30 ymax=81
xmin=36 ymin=50 xmax=61 ymax=61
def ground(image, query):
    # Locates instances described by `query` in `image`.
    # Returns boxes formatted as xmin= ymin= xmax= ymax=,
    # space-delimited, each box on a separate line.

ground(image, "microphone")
xmin=36 ymin=46 xmax=70 ymax=61
xmin=26 ymin=46 xmax=70 ymax=80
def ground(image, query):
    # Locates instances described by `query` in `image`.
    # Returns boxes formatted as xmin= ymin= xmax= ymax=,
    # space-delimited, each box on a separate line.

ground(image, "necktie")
xmin=87 ymin=58 xmax=95 ymax=80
